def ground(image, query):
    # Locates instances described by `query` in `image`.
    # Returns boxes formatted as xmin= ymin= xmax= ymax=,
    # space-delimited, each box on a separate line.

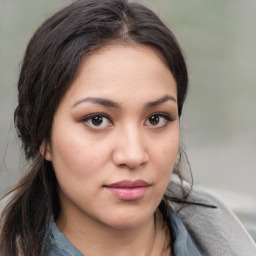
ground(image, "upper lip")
xmin=106 ymin=179 xmax=150 ymax=188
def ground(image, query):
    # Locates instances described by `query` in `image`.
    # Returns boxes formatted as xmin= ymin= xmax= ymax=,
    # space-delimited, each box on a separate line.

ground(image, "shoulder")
xmin=169 ymin=177 xmax=256 ymax=256
xmin=44 ymin=221 xmax=83 ymax=256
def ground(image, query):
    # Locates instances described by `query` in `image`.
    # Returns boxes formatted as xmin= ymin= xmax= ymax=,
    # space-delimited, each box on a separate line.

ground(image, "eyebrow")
xmin=72 ymin=95 xmax=176 ymax=109
xmin=145 ymin=95 xmax=177 ymax=108
xmin=72 ymin=97 xmax=120 ymax=108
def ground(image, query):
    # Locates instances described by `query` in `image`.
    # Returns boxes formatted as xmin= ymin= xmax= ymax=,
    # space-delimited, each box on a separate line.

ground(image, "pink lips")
xmin=105 ymin=180 xmax=149 ymax=201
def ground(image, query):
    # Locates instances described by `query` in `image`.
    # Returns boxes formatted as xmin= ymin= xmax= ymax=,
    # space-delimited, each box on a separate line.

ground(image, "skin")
xmin=44 ymin=44 xmax=179 ymax=256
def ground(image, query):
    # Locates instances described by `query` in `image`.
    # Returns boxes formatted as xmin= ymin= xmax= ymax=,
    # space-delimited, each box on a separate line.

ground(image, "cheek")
xmin=161 ymin=140 xmax=179 ymax=158
xmin=50 ymin=139 xmax=106 ymax=202
xmin=154 ymin=129 xmax=179 ymax=164
xmin=151 ymin=129 xmax=179 ymax=182
xmin=50 ymin=130 xmax=110 ymax=181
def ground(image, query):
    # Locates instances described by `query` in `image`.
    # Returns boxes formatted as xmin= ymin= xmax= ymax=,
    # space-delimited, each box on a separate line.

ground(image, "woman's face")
xmin=45 ymin=44 xmax=179 ymax=229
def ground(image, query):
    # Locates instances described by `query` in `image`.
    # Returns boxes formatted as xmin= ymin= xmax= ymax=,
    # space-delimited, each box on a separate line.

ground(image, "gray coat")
xmin=169 ymin=179 xmax=256 ymax=256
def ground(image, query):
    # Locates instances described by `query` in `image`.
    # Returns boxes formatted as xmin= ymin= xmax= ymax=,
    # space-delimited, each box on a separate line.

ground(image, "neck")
xmin=56 ymin=208 xmax=170 ymax=256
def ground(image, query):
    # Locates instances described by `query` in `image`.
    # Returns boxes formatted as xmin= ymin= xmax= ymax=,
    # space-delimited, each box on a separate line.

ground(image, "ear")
xmin=40 ymin=141 xmax=52 ymax=161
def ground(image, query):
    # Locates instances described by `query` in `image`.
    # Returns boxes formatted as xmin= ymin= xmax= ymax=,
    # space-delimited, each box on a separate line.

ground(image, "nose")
xmin=112 ymin=125 xmax=149 ymax=170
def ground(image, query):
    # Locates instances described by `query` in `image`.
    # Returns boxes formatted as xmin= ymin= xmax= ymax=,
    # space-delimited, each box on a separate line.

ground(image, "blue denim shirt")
xmin=44 ymin=207 xmax=201 ymax=256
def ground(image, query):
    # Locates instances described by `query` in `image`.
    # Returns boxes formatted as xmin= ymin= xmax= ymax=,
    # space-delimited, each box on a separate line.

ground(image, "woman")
xmin=0 ymin=0 xmax=255 ymax=255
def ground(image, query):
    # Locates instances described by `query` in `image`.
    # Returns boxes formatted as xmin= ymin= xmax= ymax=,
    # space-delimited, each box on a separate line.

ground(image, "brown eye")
xmin=148 ymin=115 xmax=160 ymax=126
xmin=145 ymin=113 xmax=174 ymax=128
xmin=82 ymin=113 xmax=113 ymax=129
xmin=91 ymin=115 xmax=103 ymax=126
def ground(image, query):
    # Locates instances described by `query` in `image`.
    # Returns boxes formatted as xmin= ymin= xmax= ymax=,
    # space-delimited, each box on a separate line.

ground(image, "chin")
xmin=102 ymin=209 xmax=154 ymax=230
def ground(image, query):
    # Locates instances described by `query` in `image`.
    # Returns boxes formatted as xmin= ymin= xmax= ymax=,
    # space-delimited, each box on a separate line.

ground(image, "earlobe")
xmin=40 ymin=141 xmax=52 ymax=161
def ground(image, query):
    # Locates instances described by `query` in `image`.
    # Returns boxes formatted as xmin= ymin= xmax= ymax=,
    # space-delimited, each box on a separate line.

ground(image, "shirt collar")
xmin=46 ymin=209 xmax=201 ymax=256
xmin=168 ymin=206 xmax=201 ymax=256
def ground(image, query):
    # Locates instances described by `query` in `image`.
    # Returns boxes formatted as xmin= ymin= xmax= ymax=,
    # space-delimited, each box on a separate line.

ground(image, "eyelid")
xmin=79 ymin=113 xmax=111 ymax=121
xmin=146 ymin=112 xmax=177 ymax=121
xmin=80 ymin=113 xmax=113 ymax=128
xmin=144 ymin=112 xmax=177 ymax=127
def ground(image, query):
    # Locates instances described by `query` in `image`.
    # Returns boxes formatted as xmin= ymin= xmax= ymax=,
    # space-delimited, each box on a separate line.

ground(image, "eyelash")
xmin=80 ymin=113 xmax=113 ymax=129
xmin=145 ymin=112 xmax=176 ymax=128
xmin=80 ymin=112 xmax=176 ymax=129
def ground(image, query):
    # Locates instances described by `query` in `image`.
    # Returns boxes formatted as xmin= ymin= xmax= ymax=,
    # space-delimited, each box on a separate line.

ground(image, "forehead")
xmin=60 ymin=44 xmax=177 ymax=107
xmin=80 ymin=43 xmax=170 ymax=78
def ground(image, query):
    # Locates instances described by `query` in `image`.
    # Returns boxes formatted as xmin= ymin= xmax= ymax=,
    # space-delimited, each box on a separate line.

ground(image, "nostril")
xmin=118 ymin=162 xmax=145 ymax=170
xmin=113 ymin=151 xmax=149 ymax=170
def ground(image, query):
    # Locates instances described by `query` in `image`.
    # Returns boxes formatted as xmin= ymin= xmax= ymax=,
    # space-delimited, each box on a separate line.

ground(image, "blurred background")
xmin=0 ymin=0 xmax=255 ymax=239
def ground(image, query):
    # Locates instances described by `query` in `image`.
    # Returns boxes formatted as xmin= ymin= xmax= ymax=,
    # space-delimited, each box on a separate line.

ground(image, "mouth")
xmin=104 ymin=179 xmax=150 ymax=201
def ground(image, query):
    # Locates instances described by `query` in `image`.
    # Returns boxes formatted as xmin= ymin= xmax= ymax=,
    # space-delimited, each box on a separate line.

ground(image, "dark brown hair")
xmin=0 ymin=0 xmax=189 ymax=255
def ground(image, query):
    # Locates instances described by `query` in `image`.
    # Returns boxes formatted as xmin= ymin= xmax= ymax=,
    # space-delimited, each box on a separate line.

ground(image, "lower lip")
xmin=105 ymin=186 xmax=148 ymax=201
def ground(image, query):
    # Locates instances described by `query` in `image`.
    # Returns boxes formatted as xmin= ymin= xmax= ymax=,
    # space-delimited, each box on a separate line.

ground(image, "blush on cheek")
xmin=161 ymin=145 xmax=179 ymax=158
xmin=58 ymin=149 xmax=104 ymax=180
